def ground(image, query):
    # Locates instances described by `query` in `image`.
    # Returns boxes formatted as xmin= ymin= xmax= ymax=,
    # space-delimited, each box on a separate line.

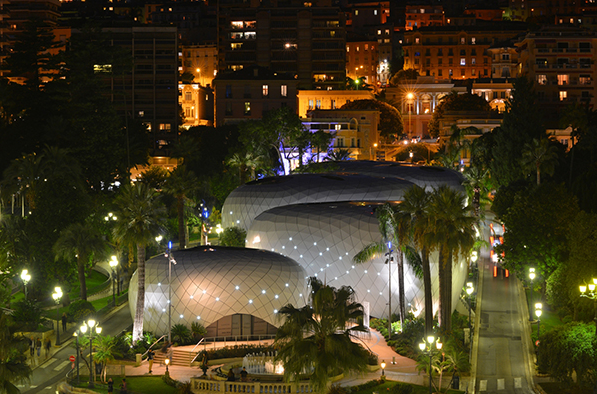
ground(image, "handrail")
xmin=190 ymin=338 xmax=205 ymax=363
xmin=142 ymin=334 xmax=167 ymax=358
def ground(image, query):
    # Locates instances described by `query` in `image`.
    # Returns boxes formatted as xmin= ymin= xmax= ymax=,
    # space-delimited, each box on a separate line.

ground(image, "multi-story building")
xmin=472 ymin=78 xmax=514 ymax=113
xmin=348 ymin=1 xmax=390 ymax=31
xmin=180 ymin=83 xmax=214 ymax=128
xmin=346 ymin=37 xmax=379 ymax=86
xmin=404 ymin=4 xmax=445 ymax=31
xmin=296 ymin=89 xmax=374 ymax=118
xmin=212 ymin=65 xmax=298 ymax=126
xmin=301 ymin=108 xmax=381 ymax=162
xmin=402 ymin=23 xmax=527 ymax=80
xmin=516 ymin=25 xmax=597 ymax=121
xmin=487 ymin=39 xmax=521 ymax=79
xmin=386 ymin=76 xmax=467 ymax=139
xmin=180 ymin=44 xmax=218 ymax=87
xmin=217 ymin=0 xmax=346 ymax=90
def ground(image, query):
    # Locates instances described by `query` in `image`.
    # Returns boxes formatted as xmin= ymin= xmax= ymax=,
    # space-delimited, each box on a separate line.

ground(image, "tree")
xmin=427 ymin=186 xmax=476 ymax=330
xmin=113 ymin=183 xmax=166 ymax=344
xmin=428 ymin=92 xmax=491 ymax=138
xmin=339 ymin=99 xmax=403 ymax=142
xmin=93 ymin=335 xmax=121 ymax=383
xmin=163 ymin=165 xmax=199 ymax=249
xmin=219 ymin=227 xmax=246 ymax=247
xmin=138 ymin=166 xmax=169 ymax=190
xmin=389 ymin=69 xmax=419 ymax=86
xmin=226 ymin=151 xmax=263 ymax=185
xmin=0 ymin=313 xmax=32 ymax=393
xmin=399 ymin=185 xmax=434 ymax=335
xmin=53 ymin=222 xmax=109 ymax=301
xmin=462 ymin=166 xmax=492 ymax=217
xmin=274 ymin=277 xmax=370 ymax=393
xmin=353 ymin=203 xmax=405 ymax=331
xmin=520 ymin=138 xmax=560 ymax=186
xmin=325 ymin=149 xmax=352 ymax=162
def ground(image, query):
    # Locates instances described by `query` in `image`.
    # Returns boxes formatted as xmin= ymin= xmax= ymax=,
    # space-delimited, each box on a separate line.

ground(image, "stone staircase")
xmin=153 ymin=348 xmax=198 ymax=367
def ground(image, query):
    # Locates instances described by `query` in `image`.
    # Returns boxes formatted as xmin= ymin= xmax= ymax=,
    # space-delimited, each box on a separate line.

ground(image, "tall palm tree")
xmin=53 ymin=222 xmax=109 ymax=300
xmin=113 ymin=183 xmax=166 ymax=344
xmin=427 ymin=186 xmax=476 ymax=331
xmin=521 ymin=137 xmax=559 ymax=186
xmin=226 ymin=151 xmax=263 ymax=185
xmin=398 ymin=185 xmax=434 ymax=336
xmin=462 ymin=166 xmax=491 ymax=217
xmin=353 ymin=203 xmax=405 ymax=332
xmin=274 ymin=277 xmax=370 ymax=393
xmin=163 ymin=165 xmax=198 ymax=249
xmin=0 ymin=313 xmax=32 ymax=393
xmin=93 ymin=335 xmax=121 ymax=383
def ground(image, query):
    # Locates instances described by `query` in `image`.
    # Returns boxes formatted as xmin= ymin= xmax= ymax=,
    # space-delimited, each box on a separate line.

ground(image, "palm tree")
xmin=0 ymin=313 xmax=32 ymax=393
xmin=274 ymin=277 xmax=370 ymax=393
xmin=462 ymin=166 xmax=491 ymax=217
xmin=93 ymin=335 xmax=121 ymax=383
xmin=427 ymin=186 xmax=476 ymax=331
xmin=53 ymin=222 xmax=109 ymax=300
xmin=398 ymin=185 xmax=434 ymax=336
xmin=113 ymin=183 xmax=166 ymax=344
xmin=353 ymin=203 xmax=404 ymax=333
xmin=325 ymin=148 xmax=352 ymax=162
xmin=226 ymin=151 xmax=263 ymax=184
xmin=163 ymin=165 xmax=198 ymax=249
xmin=521 ymin=137 xmax=559 ymax=186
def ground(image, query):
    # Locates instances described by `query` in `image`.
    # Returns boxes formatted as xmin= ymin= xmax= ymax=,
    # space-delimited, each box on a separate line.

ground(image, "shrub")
xmin=191 ymin=321 xmax=207 ymax=341
xmin=11 ymin=299 xmax=43 ymax=332
xmin=388 ymin=383 xmax=413 ymax=394
xmin=205 ymin=344 xmax=274 ymax=360
xmin=171 ymin=324 xmax=192 ymax=345
xmin=220 ymin=227 xmax=246 ymax=247
xmin=328 ymin=384 xmax=348 ymax=394
xmin=67 ymin=300 xmax=96 ymax=324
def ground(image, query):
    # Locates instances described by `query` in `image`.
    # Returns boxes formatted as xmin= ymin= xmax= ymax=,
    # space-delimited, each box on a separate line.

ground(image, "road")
xmin=475 ymin=219 xmax=536 ymax=393
xmin=21 ymin=303 xmax=132 ymax=394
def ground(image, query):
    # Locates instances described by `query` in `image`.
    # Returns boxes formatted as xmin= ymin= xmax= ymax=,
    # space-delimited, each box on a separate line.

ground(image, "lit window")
xmin=537 ymin=75 xmax=547 ymax=85
xmin=316 ymin=100 xmax=321 ymax=109
xmin=460 ymin=58 xmax=466 ymax=66
xmin=281 ymin=85 xmax=288 ymax=97
xmin=185 ymin=91 xmax=192 ymax=101
xmin=244 ymin=102 xmax=251 ymax=115
xmin=93 ymin=64 xmax=112 ymax=73
xmin=374 ymin=9 xmax=378 ymax=15
xmin=557 ymin=75 xmax=569 ymax=85
xmin=461 ymin=37 xmax=465 ymax=44
xmin=559 ymin=91 xmax=567 ymax=101
xmin=415 ymin=37 xmax=420 ymax=44
xmin=471 ymin=37 xmax=476 ymax=44
xmin=262 ymin=84 xmax=269 ymax=96
xmin=355 ymin=10 xmax=358 ymax=15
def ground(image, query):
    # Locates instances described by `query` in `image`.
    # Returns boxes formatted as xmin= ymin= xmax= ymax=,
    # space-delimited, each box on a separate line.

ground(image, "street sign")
xmin=69 ymin=355 xmax=76 ymax=362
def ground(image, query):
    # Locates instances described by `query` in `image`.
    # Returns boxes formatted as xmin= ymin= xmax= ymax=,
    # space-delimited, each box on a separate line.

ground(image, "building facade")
xmin=296 ymin=89 xmax=374 ymax=118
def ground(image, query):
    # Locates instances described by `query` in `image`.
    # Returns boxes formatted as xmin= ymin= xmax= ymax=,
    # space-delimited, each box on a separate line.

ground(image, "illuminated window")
xmin=94 ymin=64 xmax=112 ymax=73
xmin=557 ymin=74 xmax=569 ymax=85
xmin=316 ymin=100 xmax=321 ymax=109
xmin=244 ymin=102 xmax=251 ymax=115
xmin=331 ymin=99 xmax=336 ymax=109
xmin=308 ymin=100 xmax=314 ymax=110
xmin=159 ymin=123 xmax=171 ymax=131
xmin=374 ymin=9 xmax=377 ymax=15
xmin=580 ymin=74 xmax=591 ymax=85
xmin=185 ymin=92 xmax=192 ymax=100
xmin=415 ymin=37 xmax=420 ymax=44
xmin=281 ymin=85 xmax=288 ymax=97
xmin=460 ymin=58 xmax=466 ymax=66
xmin=461 ymin=37 xmax=465 ymax=44
xmin=537 ymin=75 xmax=547 ymax=85
xmin=471 ymin=37 xmax=476 ymax=44
xmin=262 ymin=84 xmax=269 ymax=97
xmin=559 ymin=91 xmax=567 ymax=101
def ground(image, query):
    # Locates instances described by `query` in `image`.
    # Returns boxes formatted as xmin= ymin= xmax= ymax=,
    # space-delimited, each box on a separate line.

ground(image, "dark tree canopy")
xmin=428 ymin=92 xmax=492 ymax=138
xmin=339 ymin=99 xmax=403 ymax=142
xmin=389 ymin=68 xmax=419 ymax=86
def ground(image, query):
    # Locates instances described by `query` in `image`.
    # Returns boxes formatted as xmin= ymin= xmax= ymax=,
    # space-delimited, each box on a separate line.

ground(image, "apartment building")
xmin=405 ymin=4 xmax=445 ymax=31
xmin=472 ymin=79 xmax=514 ymax=113
xmin=402 ymin=23 xmax=527 ymax=80
xmin=346 ymin=37 xmax=378 ymax=86
xmin=217 ymin=0 xmax=346 ymax=90
xmin=180 ymin=83 xmax=214 ymax=128
xmin=516 ymin=25 xmax=597 ymax=119
xmin=213 ymin=65 xmax=297 ymax=126
xmin=296 ymin=89 xmax=374 ymax=118
xmin=180 ymin=44 xmax=218 ymax=87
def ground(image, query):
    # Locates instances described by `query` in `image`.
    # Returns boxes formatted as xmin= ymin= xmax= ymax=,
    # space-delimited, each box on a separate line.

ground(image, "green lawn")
xmin=73 ymin=375 xmax=178 ymax=394
xmin=342 ymin=379 xmax=464 ymax=394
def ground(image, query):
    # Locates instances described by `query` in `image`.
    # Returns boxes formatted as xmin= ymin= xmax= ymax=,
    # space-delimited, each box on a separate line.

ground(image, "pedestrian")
xmin=107 ymin=378 xmax=114 ymax=393
xmin=44 ymin=338 xmax=51 ymax=358
xmin=35 ymin=338 xmax=41 ymax=357
xmin=29 ymin=337 xmax=35 ymax=357
xmin=119 ymin=378 xmax=127 ymax=394
xmin=147 ymin=349 xmax=155 ymax=373
xmin=61 ymin=313 xmax=67 ymax=332
xmin=227 ymin=369 xmax=235 ymax=382
xmin=240 ymin=367 xmax=248 ymax=382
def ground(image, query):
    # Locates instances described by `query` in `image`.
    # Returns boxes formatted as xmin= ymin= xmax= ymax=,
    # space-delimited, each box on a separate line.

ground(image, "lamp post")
xmin=81 ymin=319 xmax=102 ymax=388
xmin=166 ymin=241 xmax=177 ymax=343
xmin=52 ymin=286 xmax=63 ymax=346
xmin=73 ymin=327 xmax=85 ymax=385
xmin=165 ymin=357 xmax=170 ymax=376
xmin=20 ymin=269 xmax=31 ymax=300
xmin=109 ymin=256 xmax=118 ymax=307
xmin=529 ymin=268 xmax=536 ymax=321
xmin=579 ymin=278 xmax=597 ymax=335
xmin=535 ymin=303 xmax=542 ymax=338
xmin=380 ymin=360 xmax=386 ymax=376
xmin=419 ymin=336 xmax=442 ymax=394
xmin=466 ymin=282 xmax=474 ymax=345
xmin=406 ymin=92 xmax=414 ymax=140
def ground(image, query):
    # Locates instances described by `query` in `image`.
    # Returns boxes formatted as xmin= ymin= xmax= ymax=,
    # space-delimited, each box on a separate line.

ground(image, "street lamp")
xmin=579 ymin=278 xmax=597 ymax=335
xmin=466 ymin=282 xmax=474 ymax=345
xmin=380 ymin=360 xmax=386 ymax=376
xmin=52 ymin=286 xmax=63 ymax=346
xmin=109 ymin=256 xmax=118 ymax=307
xmin=535 ymin=302 xmax=543 ymax=338
xmin=104 ymin=212 xmax=117 ymax=222
xmin=419 ymin=336 xmax=442 ymax=394
xmin=20 ymin=269 xmax=31 ymax=300
xmin=165 ymin=357 xmax=170 ymax=376
xmin=529 ymin=268 xmax=536 ymax=321
xmin=81 ymin=319 xmax=102 ymax=388
xmin=165 ymin=241 xmax=177 ymax=343
xmin=73 ymin=326 xmax=86 ymax=384
xmin=406 ymin=92 xmax=414 ymax=140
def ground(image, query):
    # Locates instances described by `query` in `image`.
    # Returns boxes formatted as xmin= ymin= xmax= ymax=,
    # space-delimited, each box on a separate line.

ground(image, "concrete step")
xmin=154 ymin=348 xmax=196 ymax=367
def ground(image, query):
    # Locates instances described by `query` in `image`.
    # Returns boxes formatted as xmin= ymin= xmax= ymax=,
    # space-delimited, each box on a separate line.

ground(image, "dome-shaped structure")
xmin=222 ymin=173 xmax=414 ymax=231
xmin=246 ymin=202 xmax=460 ymax=320
xmin=128 ymin=246 xmax=306 ymax=336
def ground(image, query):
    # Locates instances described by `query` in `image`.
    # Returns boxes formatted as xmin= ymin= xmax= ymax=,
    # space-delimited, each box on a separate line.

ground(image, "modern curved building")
xmin=130 ymin=162 xmax=470 ymax=336
xmin=129 ymin=247 xmax=306 ymax=337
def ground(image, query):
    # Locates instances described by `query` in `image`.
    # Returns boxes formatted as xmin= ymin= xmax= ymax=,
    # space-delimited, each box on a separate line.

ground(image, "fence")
xmin=190 ymin=380 xmax=315 ymax=394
